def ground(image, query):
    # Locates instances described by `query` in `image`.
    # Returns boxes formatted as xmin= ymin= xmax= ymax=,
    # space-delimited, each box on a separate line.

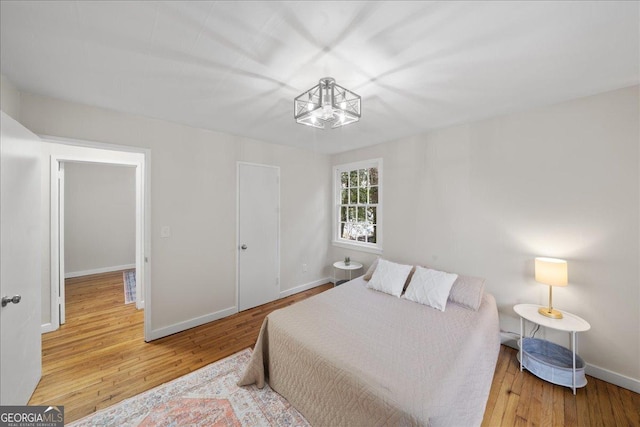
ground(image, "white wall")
xmin=0 ymin=74 xmax=21 ymax=121
xmin=331 ymin=85 xmax=640 ymax=389
xmin=17 ymin=91 xmax=331 ymax=338
xmin=64 ymin=162 xmax=136 ymax=276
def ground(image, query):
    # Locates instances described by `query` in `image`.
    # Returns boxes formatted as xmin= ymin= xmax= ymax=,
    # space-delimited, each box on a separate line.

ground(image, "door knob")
xmin=1 ymin=295 xmax=21 ymax=307
xmin=241 ymin=244 xmax=247 ymax=250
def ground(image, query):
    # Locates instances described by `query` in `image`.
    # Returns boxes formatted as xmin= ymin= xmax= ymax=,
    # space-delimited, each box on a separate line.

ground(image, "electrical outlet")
xmin=161 ymin=226 xmax=171 ymax=238
xmin=302 ymin=263 xmax=307 ymax=272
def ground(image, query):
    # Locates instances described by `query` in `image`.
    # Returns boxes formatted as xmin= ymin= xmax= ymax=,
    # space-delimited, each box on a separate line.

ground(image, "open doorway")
xmin=63 ymin=161 xmax=137 ymax=311
xmin=48 ymin=140 xmax=151 ymax=342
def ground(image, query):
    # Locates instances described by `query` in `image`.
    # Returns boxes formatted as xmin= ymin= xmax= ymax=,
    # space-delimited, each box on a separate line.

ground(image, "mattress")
xmin=239 ymin=276 xmax=500 ymax=426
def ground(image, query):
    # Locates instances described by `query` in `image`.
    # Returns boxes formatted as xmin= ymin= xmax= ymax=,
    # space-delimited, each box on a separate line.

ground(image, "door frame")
xmin=236 ymin=161 xmax=281 ymax=312
xmin=44 ymin=135 xmax=152 ymax=342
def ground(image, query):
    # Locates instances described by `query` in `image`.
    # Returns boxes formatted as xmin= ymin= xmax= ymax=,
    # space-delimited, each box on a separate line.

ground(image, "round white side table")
xmin=332 ymin=261 xmax=363 ymax=286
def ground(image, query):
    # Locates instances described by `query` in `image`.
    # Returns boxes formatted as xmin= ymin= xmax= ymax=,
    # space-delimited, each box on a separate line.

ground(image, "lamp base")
xmin=538 ymin=307 xmax=563 ymax=319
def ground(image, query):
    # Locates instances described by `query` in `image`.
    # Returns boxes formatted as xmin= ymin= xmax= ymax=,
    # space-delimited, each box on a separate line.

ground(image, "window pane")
xmin=349 ymin=188 xmax=358 ymax=204
xmin=361 ymin=221 xmax=374 ymax=241
xmin=367 ymin=226 xmax=377 ymax=243
xmin=349 ymin=170 xmax=358 ymax=187
xmin=369 ymin=186 xmax=378 ymax=204
xmin=342 ymin=222 xmax=357 ymax=241
xmin=341 ymin=172 xmax=349 ymax=189
xmin=356 ymin=207 xmax=365 ymax=222
xmin=369 ymin=167 xmax=378 ymax=185
xmin=348 ymin=206 xmax=356 ymax=222
xmin=341 ymin=189 xmax=348 ymax=204
xmin=358 ymin=187 xmax=367 ymax=204
xmin=359 ymin=169 xmax=368 ymax=187
xmin=366 ymin=206 xmax=376 ymax=224
xmin=340 ymin=206 xmax=347 ymax=222
xmin=340 ymin=222 xmax=349 ymax=239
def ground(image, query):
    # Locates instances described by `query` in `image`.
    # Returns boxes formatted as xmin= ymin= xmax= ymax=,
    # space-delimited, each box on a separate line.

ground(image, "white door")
xmin=0 ymin=112 xmax=42 ymax=404
xmin=238 ymin=163 xmax=279 ymax=312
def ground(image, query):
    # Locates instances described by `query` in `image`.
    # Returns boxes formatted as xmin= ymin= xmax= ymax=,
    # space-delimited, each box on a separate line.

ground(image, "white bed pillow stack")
xmin=402 ymin=266 xmax=458 ymax=311
xmin=366 ymin=258 xmax=413 ymax=297
xmin=364 ymin=258 xmax=485 ymax=311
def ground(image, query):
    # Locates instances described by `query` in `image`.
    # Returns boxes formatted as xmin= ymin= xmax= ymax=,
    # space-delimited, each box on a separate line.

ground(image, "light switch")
xmin=161 ymin=226 xmax=171 ymax=238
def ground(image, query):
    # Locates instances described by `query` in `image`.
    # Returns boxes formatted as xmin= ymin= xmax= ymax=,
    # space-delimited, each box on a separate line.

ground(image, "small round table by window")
xmin=333 ymin=261 xmax=363 ymax=286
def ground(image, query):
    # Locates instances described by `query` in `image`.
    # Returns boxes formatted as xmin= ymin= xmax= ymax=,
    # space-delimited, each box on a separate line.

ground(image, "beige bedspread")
xmin=238 ymin=276 xmax=500 ymax=426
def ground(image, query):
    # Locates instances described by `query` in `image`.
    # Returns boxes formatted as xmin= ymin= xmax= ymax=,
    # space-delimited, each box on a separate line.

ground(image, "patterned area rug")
xmin=68 ymin=349 xmax=309 ymax=427
xmin=123 ymin=270 xmax=136 ymax=304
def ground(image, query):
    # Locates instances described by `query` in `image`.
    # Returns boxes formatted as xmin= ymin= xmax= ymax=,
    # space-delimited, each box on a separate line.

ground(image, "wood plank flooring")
xmin=481 ymin=345 xmax=640 ymax=426
xmin=29 ymin=271 xmax=639 ymax=425
xmin=28 ymin=271 xmax=334 ymax=422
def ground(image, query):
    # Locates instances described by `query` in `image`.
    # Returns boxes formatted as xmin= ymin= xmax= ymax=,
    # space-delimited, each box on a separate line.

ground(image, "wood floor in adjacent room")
xmin=29 ymin=271 xmax=639 ymax=425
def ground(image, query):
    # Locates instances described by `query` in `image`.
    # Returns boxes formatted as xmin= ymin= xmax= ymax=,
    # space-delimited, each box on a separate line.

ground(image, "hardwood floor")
xmin=28 ymin=271 xmax=334 ymax=422
xmin=29 ymin=271 xmax=639 ymax=425
xmin=481 ymin=345 xmax=640 ymax=427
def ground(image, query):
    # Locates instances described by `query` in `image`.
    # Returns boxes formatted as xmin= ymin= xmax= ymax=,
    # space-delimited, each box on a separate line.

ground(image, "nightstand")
xmin=332 ymin=261 xmax=363 ymax=286
xmin=514 ymin=304 xmax=591 ymax=394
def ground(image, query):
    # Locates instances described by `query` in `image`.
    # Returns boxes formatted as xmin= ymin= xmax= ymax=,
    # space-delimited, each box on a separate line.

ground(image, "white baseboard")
xmin=586 ymin=363 xmax=640 ymax=393
xmin=501 ymin=335 xmax=640 ymax=393
xmin=41 ymin=322 xmax=56 ymax=334
xmin=147 ymin=306 xmax=237 ymax=341
xmin=279 ymin=277 xmax=331 ymax=299
xmin=148 ymin=278 xmax=331 ymax=341
xmin=65 ymin=264 xmax=136 ymax=278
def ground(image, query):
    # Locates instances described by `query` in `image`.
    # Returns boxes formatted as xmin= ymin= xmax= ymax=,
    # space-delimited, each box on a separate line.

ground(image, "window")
xmin=333 ymin=159 xmax=382 ymax=253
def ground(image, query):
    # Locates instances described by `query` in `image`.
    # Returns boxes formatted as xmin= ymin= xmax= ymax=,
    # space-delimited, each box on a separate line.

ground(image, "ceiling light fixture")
xmin=294 ymin=77 xmax=361 ymax=129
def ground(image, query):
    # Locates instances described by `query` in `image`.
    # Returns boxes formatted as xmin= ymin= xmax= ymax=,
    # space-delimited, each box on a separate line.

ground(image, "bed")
xmin=238 ymin=274 xmax=500 ymax=426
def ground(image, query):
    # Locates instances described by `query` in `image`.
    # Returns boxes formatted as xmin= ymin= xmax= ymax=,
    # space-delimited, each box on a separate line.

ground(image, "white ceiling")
xmin=1 ymin=1 xmax=638 ymax=154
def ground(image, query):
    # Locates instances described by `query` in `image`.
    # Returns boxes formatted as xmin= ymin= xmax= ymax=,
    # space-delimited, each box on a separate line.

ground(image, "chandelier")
xmin=294 ymin=77 xmax=361 ymax=129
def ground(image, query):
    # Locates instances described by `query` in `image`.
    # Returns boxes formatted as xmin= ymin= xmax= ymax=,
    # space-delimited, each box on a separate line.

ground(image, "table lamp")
xmin=535 ymin=257 xmax=568 ymax=319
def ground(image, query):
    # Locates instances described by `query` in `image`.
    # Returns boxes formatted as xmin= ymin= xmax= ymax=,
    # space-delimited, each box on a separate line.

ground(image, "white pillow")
xmin=448 ymin=274 xmax=485 ymax=311
xmin=403 ymin=266 xmax=458 ymax=311
xmin=366 ymin=259 xmax=413 ymax=297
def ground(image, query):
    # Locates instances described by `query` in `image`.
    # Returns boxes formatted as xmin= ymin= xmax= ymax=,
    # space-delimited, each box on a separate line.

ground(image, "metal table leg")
xmin=520 ymin=317 xmax=524 ymax=372
xmin=571 ymin=331 xmax=576 ymax=395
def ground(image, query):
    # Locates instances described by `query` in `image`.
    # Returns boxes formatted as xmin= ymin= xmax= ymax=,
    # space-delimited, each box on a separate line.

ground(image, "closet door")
xmin=237 ymin=163 xmax=279 ymax=312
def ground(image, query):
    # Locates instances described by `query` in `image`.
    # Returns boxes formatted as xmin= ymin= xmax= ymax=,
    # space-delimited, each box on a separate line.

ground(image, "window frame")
xmin=332 ymin=158 xmax=383 ymax=254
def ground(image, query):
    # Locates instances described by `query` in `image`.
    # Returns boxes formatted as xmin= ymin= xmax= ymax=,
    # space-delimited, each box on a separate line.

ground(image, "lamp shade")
xmin=535 ymin=257 xmax=568 ymax=287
